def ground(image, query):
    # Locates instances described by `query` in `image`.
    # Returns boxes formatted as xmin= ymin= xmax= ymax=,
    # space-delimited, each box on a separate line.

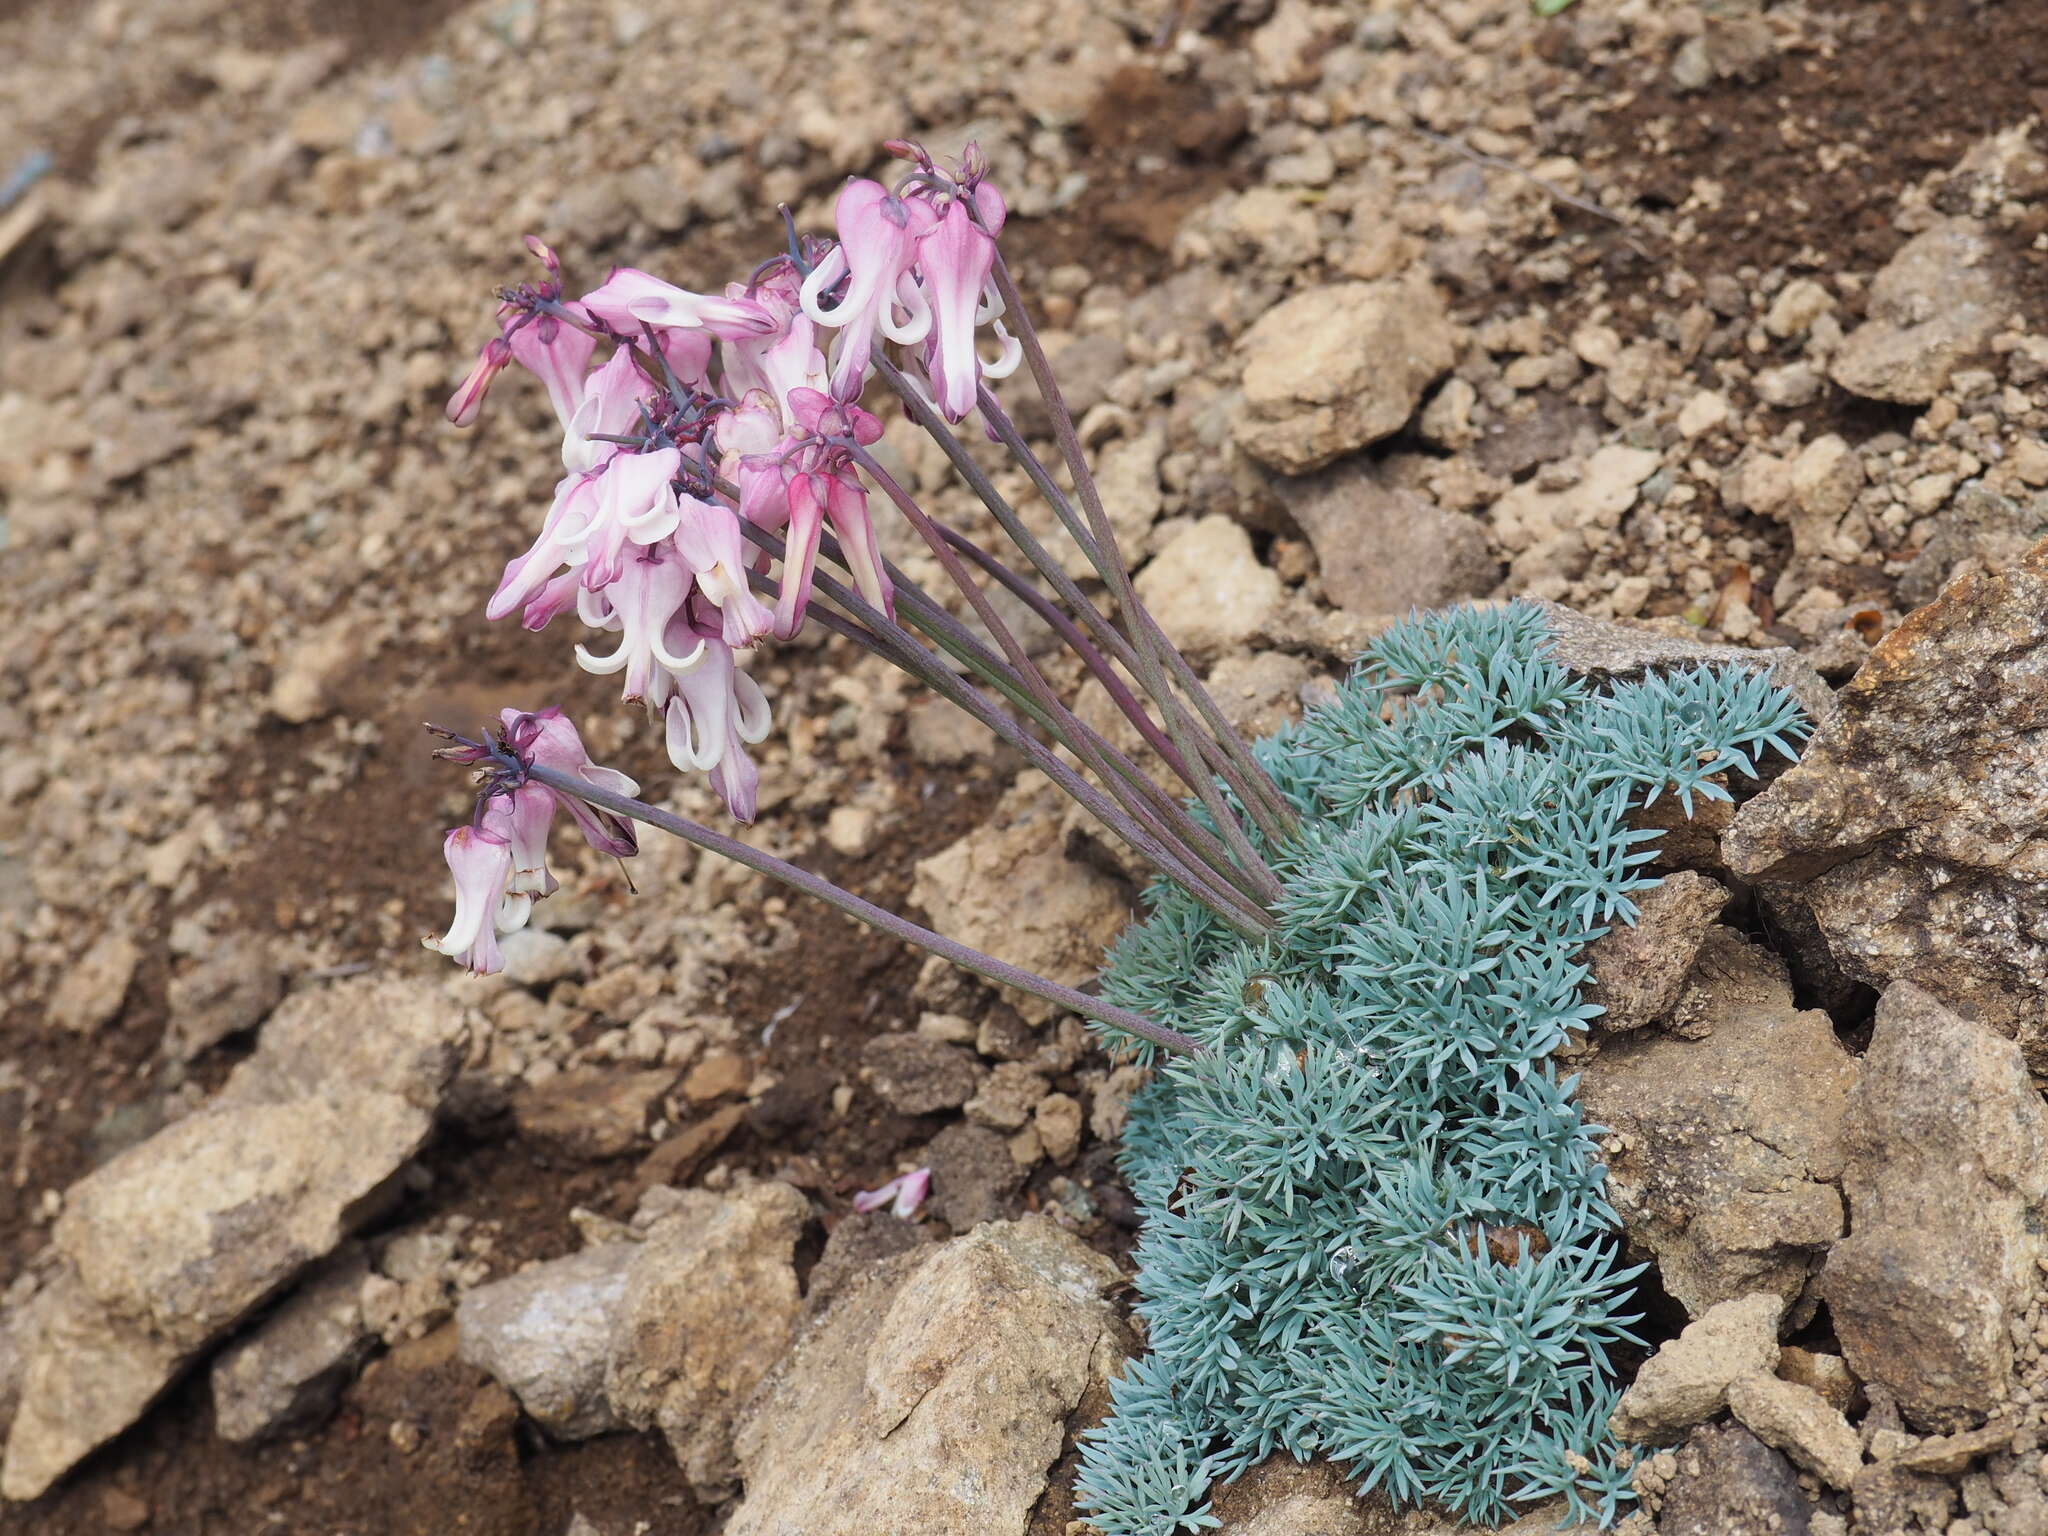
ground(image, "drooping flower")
xmin=916 ymin=192 xmax=1007 ymax=422
xmin=661 ymin=616 xmax=772 ymax=823
xmin=672 ymin=494 xmax=775 ymax=648
xmin=422 ymin=824 xmax=526 ymax=974
xmin=852 ymin=1167 xmax=931 ymax=1218
xmin=800 ymin=178 xmax=936 ymax=402
xmin=581 ymin=267 xmax=778 ymax=341
xmin=574 ymin=541 xmax=703 ymax=709
xmin=500 ymin=706 xmax=641 ymax=858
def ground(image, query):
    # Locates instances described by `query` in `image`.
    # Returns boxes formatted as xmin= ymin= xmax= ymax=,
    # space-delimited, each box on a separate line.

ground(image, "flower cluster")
xmin=422 ymin=709 xmax=638 ymax=973
xmin=446 ymin=145 xmax=1019 ymax=827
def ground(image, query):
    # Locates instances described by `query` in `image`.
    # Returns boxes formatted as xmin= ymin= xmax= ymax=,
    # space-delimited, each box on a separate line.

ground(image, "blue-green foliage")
xmin=1077 ymin=602 xmax=1809 ymax=1532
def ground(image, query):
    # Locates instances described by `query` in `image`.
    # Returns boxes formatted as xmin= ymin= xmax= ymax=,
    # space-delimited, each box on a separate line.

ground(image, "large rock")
xmin=1268 ymin=459 xmax=1497 ymax=617
xmin=1830 ymin=218 xmax=2013 ymax=403
xmin=728 ymin=1218 xmax=1127 ymax=1536
xmin=1233 ymin=279 xmax=1458 ymax=474
xmin=209 ymin=1246 xmax=373 ymax=1442
xmin=1 ymin=974 xmax=464 ymax=1500
xmin=1726 ymin=1373 xmax=1861 ymax=1490
xmin=1576 ymin=930 xmax=1856 ymax=1319
xmin=456 ymin=1243 xmax=637 ymax=1440
xmin=1820 ymin=983 xmax=2048 ymax=1431
xmin=1133 ymin=515 xmax=1283 ymax=656
xmin=1724 ymin=538 xmax=2048 ymax=1067
xmin=606 ymin=1180 xmax=810 ymax=1496
xmin=911 ymin=775 xmax=1131 ymax=1024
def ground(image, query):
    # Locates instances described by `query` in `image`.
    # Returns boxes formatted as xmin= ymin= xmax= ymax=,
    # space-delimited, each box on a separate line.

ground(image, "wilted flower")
xmin=852 ymin=1167 xmax=931 ymax=1218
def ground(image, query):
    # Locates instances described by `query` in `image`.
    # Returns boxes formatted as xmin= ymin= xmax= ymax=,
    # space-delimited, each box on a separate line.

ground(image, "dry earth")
xmin=3 ymin=0 xmax=2048 ymax=1533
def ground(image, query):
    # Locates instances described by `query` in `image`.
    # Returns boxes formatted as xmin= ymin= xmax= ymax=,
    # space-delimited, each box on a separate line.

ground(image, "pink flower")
xmin=574 ymin=542 xmax=703 ymax=709
xmin=852 ymin=1168 xmax=931 ymax=1218
xmin=800 ymin=178 xmax=936 ymax=401
xmin=487 ymin=782 xmax=561 ymax=898
xmin=662 ymin=624 xmax=771 ymax=823
xmin=487 ymin=472 xmax=600 ymax=622
xmin=581 ymin=267 xmax=777 ymax=341
xmin=916 ymin=198 xmax=1000 ymax=422
xmin=564 ymin=348 xmax=661 ymax=473
xmin=505 ymin=307 xmax=599 ymax=432
xmin=422 ymin=824 xmax=526 ymax=975
xmin=717 ymin=392 xmax=793 ymax=533
xmin=447 ymin=338 xmax=511 ymax=426
xmin=672 ymin=494 xmax=775 ymax=647
xmin=582 ymin=446 xmax=683 ymax=589
xmin=500 ymin=707 xmax=640 ymax=858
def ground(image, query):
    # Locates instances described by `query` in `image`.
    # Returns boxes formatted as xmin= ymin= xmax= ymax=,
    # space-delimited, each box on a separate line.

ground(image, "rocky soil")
xmin=3 ymin=0 xmax=2048 ymax=1532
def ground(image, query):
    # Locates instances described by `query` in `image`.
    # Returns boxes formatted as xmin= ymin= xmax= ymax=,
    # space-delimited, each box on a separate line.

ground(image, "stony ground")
xmin=3 ymin=0 xmax=2048 ymax=1532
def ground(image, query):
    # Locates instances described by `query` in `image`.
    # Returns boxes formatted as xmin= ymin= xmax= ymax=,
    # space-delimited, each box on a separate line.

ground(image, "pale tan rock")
xmin=1612 ymin=1292 xmax=1784 ymax=1443
xmin=964 ymin=1063 xmax=1050 ymax=1132
xmin=1727 ymin=1372 xmax=1862 ymax=1489
xmin=1134 ymin=515 xmax=1283 ymax=656
xmin=1234 ymin=281 xmax=1458 ymax=474
xmin=605 ymin=1181 xmax=809 ymax=1496
xmin=457 ymin=1243 xmax=636 ymax=1441
xmin=911 ymin=776 xmax=1130 ymax=1023
xmin=1583 ymin=871 xmax=1729 ymax=1032
xmin=1033 ymin=1093 xmax=1083 ymax=1166
xmin=728 ymin=1218 xmax=1124 ymax=1536
xmin=1831 ymin=218 xmax=2012 ymax=403
xmin=1765 ymin=278 xmax=1835 ymax=339
xmin=48 ymin=931 xmax=140 ymax=1034
xmin=2 ymin=976 xmax=463 ymax=1499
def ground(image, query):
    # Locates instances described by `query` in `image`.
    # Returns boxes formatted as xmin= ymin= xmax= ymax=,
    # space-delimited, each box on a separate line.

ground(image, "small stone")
xmin=1132 ymin=516 xmax=1282 ymax=655
xmin=1269 ymin=460 xmax=1497 ymax=619
xmin=1676 ymin=390 xmax=1730 ymax=438
xmin=101 ymin=1488 xmax=149 ymax=1532
xmin=497 ymin=927 xmax=578 ymax=988
xmin=904 ymin=701 xmax=995 ymax=767
xmin=964 ymin=1064 xmax=1051 ymax=1132
xmin=266 ymin=626 xmax=356 ymax=725
xmin=1613 ymin=1292 xmax=1785 ymax=1443
xmin=925 ymin=1123 xmax=1026 ymax=1231
xmin=49 ymin=932 xmax=140 ymax=1034
xmin=456 ymin=1243 xmax=636 ymax=1440
xmin=861 ymin=1035 xmax=982 ymax=1116
xmin=210 ymin=1247 xmax=373 ymax=1442
xmin=1034 ymin=1093 xmax=1083 ymax=1166
xmin=1728 ymin=1372 xmax=1863 ymax=1489
xmin=682 ymin=1050 xmax=750 ymax=1104
xmin=1755 ymin=362 xmax=1822 ymax=408
xmin=1583 ymin=871 xmax=1729 ymax=1032
xmin=2010 ymin=439 xmax=2048 ymax=488
xmin=513 ymin=1069 xmax=675 ymax=1160
xmin=1832 ymin=219 xmax=2013 ymax=404
xmin=1657 ymin=1424 xmax=1809 ymax=1536
xmin=164 ymin=935 xmax=284 ymax=1061
xmin=823 ymin=806 xmax=876 ymax=857
xmin=1766 ymin=279 xmax=1836 ymax=340
xmin=1233 ymin=280 xmax=1459 ymax=474
xmin=1778 ymin=1347 xmax=1858 ymax=1415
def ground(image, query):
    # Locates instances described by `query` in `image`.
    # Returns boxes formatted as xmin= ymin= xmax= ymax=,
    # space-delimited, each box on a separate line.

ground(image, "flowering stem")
xmin=988 ymin=255 xmax=1299 ymax=843
xmin=522 ymin=763 xmax=1204 ymax=1058
xmin=740 ymin=538 xmax=1274 ymax=937
xmin=874 ymin=356 xmax=1287 ymax=856
xmin=971 ymin=384 xmax=1298 ymax=847
xmin=851 ymin=442 xmax=1284 ymax=910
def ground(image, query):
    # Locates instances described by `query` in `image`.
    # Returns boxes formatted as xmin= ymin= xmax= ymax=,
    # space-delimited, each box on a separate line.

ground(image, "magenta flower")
xmin=422 ymin=824 xmax=526 ymax=974
xmin=852 ymin=1167 xmax=931 ymax=1218
xmin=800 ymin=178 xmax=936 ymax=402
xmin=582 ymin=446 xmax=683 ymax=589
xmin=581 ymin=267 xmax=777 ymax=341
